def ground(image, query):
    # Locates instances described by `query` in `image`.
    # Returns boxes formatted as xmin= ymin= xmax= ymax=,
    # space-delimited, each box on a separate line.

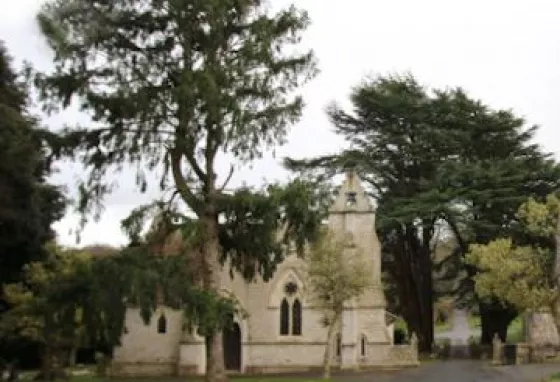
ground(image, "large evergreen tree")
xmin=286 ymin=74 xmax=560 ymax=350
xmin=35 ymin=2 xmax=318 ymax=381
xmin=435 ymin=90 xmax=560 ymax=343
xmin=0 ymin=40 xmax=66 ymax=370
xmin=0 ymin=41 xmax=66 ymax=299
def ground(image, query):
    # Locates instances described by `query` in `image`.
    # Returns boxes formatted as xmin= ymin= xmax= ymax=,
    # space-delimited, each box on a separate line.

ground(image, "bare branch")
xmin=169 ymin=147 xmax=202 ymax=214
xmin=218 ymin=165 xmax=235 ymax=192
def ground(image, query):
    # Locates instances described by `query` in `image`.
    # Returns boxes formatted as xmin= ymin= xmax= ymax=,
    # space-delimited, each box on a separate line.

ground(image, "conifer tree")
xmin=35 ymin=2 xmax=318 ymax=380
xmin=0 ymin=41 xmax=65 ymax=292
xmin=286 ymin=74 xmax=560 ymax=349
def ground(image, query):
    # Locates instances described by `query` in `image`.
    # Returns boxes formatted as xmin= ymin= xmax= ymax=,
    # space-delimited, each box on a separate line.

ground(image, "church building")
xmin=109 ymin=171 xmax=419 ymax=376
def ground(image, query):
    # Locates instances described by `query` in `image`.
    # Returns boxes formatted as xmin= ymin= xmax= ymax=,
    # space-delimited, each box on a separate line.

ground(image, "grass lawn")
xmin=467 ymin=313 xmax=480 ymax=330
xmin=434 ymin=319 xmax=452 ymax=333
xmin=548 ymin=372 xmax=560 ymax=381
xmin=21 ymin=374 xmax=325 ymax=382
xmin=507 ymin=316 xmax=524 ymax=343
xmin=466 ymin=314 xmax=524 ymax=343
xmin=19 ymin=367 xmax=326 ymax=382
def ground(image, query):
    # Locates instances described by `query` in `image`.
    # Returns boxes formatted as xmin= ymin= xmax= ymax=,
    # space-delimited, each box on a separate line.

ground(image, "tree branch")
xmin=219 ymin=165 xmax=234 ymax=192
xmin=169 ymin=147 xmax=202 ymax=214
xmin=181 ymin=138 xmax=208 ymax=184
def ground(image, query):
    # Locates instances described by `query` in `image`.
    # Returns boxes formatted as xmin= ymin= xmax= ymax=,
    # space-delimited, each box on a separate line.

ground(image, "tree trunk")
xmin=396 ymin=256 xmax=433 ymax=352
xmin=206 ymin=332 xmax=226 ymax=382
xmin=417 ymin=221 xmax=434 ymax=353
xmin=39 ymin=345 xmax=53 ymax=381
xmin=392 ymin=236 xmax=432 ymax=352
xmin=479 ymin=301 xmax=516 ymax=344
xmin=202 ymin=213 xmax=227 ymax=382
xmin=404 ymin=222 xmax=434 ymax=353
xmin=555 ymin=211 xmax=560 ymax=284
xmin=322 ymin=315 xmax=339 ymax=380
xmin=68 ymin=347 xmax=77 ymax=367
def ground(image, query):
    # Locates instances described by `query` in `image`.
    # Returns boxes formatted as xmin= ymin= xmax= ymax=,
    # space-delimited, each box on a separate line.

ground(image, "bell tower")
xmin=328 ymin=168 xmax=383 ymax=291
xmin=327 ymin=168 xmax=389 ymax=369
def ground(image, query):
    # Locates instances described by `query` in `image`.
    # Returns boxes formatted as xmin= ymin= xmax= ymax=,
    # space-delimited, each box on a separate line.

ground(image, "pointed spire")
xmin=330 ymin=168 xmax=373 ymax=213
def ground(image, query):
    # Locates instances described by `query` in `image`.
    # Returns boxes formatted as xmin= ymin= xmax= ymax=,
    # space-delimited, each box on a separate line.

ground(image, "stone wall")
xmin=173 ymin=342 xmax=418 ymax=375
xmin=111 ymin=307 xmax=183 ymax=370
xmin=491 ymin=336 xmax=560 ymax=365
xmin=244 ymin=343 xmax=327 ymax=373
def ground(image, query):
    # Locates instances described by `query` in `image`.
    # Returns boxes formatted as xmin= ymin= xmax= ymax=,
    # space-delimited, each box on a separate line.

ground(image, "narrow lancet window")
xmin=157 ymin=313 xmax=167 ymax=334
xmin=292 ymin=299 xmax=302 ymax=335
xmin=280 ymin=298 xmax=290 ymax=335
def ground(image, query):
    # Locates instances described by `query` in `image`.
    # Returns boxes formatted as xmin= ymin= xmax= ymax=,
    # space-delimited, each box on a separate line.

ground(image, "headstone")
xmin=492 ymin=333 xmax=503 ymax=365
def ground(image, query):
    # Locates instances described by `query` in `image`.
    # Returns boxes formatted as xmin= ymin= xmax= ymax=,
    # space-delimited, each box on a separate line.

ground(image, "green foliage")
xmin=307 ymin=228 xmax=371 ymax=322
xmin=517 ymin=194 xmax=560 ymax=238
xmin=116 ymin=178 xmax=329 ymax=333
xmin=35 ymin=0 xmax=317 ymax=220
xmin=218 ymin=179 xmax=329 ymax=282
xmin=0 ymin=41 xmax=66 ymax=290
xmin=0 ymin=40 xmax=66 ymax=370
xmin=466 ymin=238 xmax=554 ymax=311
xmin=466 ymin=194 xmax=560 ymax=316
xmin=0 ymin=243 xmax=93 ymax=377
xmin=0 ymin=239 xmax=243 ymax=369
xmin=506 ymin=316 xmax=524 ymax=344
xmin=36 ymin=3 xmax=318 ymax=376
xmin=285 ymin=73 xmax=560 ymax=346
xmin=306 ymin=228 xmax=370 ymax=378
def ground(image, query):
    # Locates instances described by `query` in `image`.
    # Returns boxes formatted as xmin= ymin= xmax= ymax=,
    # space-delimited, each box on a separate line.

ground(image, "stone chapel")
xmin=109 ymin=171 xmax=419 ymax=376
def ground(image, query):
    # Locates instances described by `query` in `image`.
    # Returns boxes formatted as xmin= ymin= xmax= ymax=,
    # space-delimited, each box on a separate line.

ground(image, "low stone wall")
xmin=384 ymin=344 xmax=419 ymax=366
xmin=491 ymin=337 xmax=560 ymax=365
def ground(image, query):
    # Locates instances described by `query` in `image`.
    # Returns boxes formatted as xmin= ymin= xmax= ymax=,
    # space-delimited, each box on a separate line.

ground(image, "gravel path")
xmin=435 ymin=309 xmax=478 ymax=343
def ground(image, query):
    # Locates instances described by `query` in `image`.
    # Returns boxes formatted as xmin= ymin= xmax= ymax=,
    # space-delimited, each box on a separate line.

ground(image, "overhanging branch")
xmin=169 ymin=147 xmax=202 ymax=214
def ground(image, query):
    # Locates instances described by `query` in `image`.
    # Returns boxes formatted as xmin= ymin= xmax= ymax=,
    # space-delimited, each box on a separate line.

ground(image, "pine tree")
xmin=0 ymin=41 xmax=66 ymax=315
xmin=35 ymin=2 xmax=318 ymax=380
xmin=286 ymin=74 xmax=560 ymax=349
xmin=0 ymin=41 xmax=65 ymax=290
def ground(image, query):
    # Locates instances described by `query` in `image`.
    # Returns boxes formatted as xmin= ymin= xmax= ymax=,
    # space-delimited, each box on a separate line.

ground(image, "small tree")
xmin=0 ymin=244 xmax=93 ymax=380
xmin=0 ymin=239 xmax=212 ymax=380
xmin=306 ymin=229 xmax=370 ymax=379
xmin=466 ymin=194 xmax=560 ymax=335
xmin=466 ymin=239 xmax=554 ymax=312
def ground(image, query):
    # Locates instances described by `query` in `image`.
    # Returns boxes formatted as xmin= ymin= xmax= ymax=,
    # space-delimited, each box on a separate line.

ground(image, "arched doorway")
xmin=223 ymin=321 xmax=241 ymax=371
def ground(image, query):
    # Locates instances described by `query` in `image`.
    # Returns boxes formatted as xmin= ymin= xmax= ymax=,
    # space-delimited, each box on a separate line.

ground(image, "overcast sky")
xmin=1 ymin=0 xmax=560 ymax=247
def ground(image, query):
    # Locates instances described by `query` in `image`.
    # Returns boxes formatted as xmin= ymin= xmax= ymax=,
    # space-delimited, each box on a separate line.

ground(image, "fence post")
xmin=410 ymin=332 xmax=419 ymax=363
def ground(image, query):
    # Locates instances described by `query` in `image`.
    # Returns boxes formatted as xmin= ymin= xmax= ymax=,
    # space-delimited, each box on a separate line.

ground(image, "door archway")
xmin=223 ymin=321 xmax=241 ymax=371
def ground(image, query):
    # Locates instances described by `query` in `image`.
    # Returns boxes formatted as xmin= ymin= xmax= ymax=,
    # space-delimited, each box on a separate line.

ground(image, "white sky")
xmin=2 ymin=0 xmax=560 ymax=247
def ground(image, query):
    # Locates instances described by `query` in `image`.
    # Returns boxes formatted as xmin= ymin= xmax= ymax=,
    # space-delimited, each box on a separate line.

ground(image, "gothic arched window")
xmin=360 ymin=334 xmax=367 ymax=357
xmin=292 ymin=299 xmax=302 ymax=335
xmin=335 ymin=333 xmax=342 ymax=357
xmin=157 ymin=313 xmax=167 ymax=334
xmin=280 ymin=298 xmax=290 ymax=335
